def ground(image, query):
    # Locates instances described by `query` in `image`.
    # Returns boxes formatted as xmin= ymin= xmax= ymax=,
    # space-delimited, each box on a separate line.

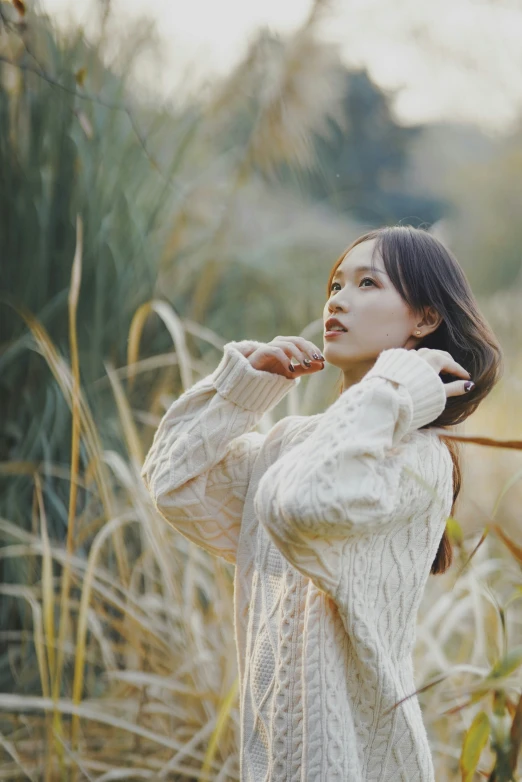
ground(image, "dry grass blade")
xmin=5 ymin=300 xmax=130 ymax=584
xmin=0 ymin=695 xmax=222 ymax=773
xmin=106 ymin=670 xmax=217 ymax=700
xmin=156 ymin=719 xmax=221 ymax=779
xmin=32 ymin=475 xmax=56 ymax=779
xmin=105 ymin=361 xmax=144 ymax=467
xmin=491 ymin=466 xmax=522 ymax=519
xmin=127 ymin=301 xmax=154 ymax=391
xmin=70 ymin=515 xmax=139 ymax=753
xmin=128 ymin=300 xmax=194 ymax=392
xmin=0 ymin=460 xmax=90 ymax=488
xmin=0 ymin=731 xmax=36 ymax=782
xmin=102 ymin=451 xmax=180 ymax=608
xmin=381 ymin=672 xmax=450 ymax=716
xmin=453 ymin=528 xmax=491 ymax=583
xmin=181 ymin=318 xmax=227 ymax=351
xmin=431 ymin=428 xmax=522 ymax=450
xmin=490 ymin=524 xmax=522 ymax=565
xmin=33 ymin=476 xmax=56 ymax=686
xmin=90 ymin=353 xmax=181 ymax=390
xmin=0 ymin=586 xmax=49 ymax=700
xmin=200 ymin=676 xmax=239 ymax=780
xmin=0 ymin=517 xmax=174 ymax=651
xmin=96 ymin=770 xmax=152 ymax=781
xmin=55 ymin=214 xmax=83 ymax=771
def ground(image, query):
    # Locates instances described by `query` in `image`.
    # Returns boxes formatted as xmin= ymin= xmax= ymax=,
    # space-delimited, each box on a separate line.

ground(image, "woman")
xmin=141 ymin=225 xmax=503 ymax=781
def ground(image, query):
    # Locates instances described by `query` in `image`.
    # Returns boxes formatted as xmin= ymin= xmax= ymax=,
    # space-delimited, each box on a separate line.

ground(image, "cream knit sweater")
xmin=140 ymin=340 xmax=454 ymax=781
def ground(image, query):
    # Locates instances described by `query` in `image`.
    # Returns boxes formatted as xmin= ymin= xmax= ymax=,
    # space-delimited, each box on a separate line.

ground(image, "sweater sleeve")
xmin=141 ymin=340 xmax=300 ymax=564
xmin=253 ymin=347 xmax=448 ymax=595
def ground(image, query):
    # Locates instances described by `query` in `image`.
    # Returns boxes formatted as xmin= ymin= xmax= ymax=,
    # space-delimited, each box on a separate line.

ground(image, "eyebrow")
xmin=333 ymin=265 xmax=387 ymax=280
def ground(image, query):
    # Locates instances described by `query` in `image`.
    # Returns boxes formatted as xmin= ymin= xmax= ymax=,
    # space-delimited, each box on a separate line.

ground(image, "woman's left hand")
xmin=415 ymin=348 xmax=474 ymax=398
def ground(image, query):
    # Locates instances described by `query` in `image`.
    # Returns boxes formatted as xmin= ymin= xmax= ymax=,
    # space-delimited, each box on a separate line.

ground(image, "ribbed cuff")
xmin=362 ymin=347 xmax=447 ymax=431
xmin=212 ymin=341 xmax=301 ymax=413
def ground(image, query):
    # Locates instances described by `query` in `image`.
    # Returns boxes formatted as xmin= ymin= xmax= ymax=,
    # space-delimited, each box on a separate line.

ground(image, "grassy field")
xmin=1 ymin=244 xmax=521 ymax=781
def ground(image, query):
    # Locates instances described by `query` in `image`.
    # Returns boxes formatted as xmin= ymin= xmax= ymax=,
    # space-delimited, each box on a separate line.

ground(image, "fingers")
xmin=263 ymin=346 xmax=299 ymax=375
xmin=441 ymin=359 xmax=471 ymax=379
xmin=418 ymin=347 xmax=471 ymax=383
xmin=444 ymin=379 xmax=476 ymax=397
xmin=260 ymin=345 xmax=322 ymax=378
xmin=292 ymin=336 xmax=325 ymax=362
xmin=272 ymin=337 xmax=325 ymax=370
xmin=274 ymin=335 xmax=324 ymax=361
xmin=273 ymin=339 xmax=311 ymax=367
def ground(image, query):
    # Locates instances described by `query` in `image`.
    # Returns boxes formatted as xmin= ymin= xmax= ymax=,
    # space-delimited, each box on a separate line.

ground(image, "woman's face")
xmin=322 ymin=238 xmax=423 ymax=369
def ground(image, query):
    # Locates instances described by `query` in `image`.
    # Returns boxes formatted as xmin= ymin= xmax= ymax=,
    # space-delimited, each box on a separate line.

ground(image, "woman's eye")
xmin=330 ymin=278 xmax=375 ymax=292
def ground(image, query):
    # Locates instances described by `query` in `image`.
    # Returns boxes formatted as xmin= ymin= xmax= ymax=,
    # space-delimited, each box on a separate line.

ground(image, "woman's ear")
xmin=419 ymin=306 xmax=443 ymax=335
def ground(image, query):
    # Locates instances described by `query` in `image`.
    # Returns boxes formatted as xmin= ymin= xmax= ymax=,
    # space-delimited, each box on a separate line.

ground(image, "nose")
xmin=327 ymin=292 xmax=349 ymax=314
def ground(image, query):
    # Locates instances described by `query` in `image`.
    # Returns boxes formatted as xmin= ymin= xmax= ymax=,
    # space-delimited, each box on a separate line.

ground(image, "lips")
xmin=324 ymin=317 xmax=347 ymax=333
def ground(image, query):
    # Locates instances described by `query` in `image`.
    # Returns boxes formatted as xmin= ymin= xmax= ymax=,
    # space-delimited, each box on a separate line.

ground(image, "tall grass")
xmin=0 ymin=224 xmax=241 ymax=778
xmin=0 ymin=0 xmax=353 ymax=641
xmin=0 ymin=215 xmax=520 ymax=779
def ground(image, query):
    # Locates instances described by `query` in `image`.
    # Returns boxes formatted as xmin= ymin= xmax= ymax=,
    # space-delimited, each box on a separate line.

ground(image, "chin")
xmin=324 ymin=342 xmax=376 ymax=365
xmin=322 ymin=347 xmax=346 ymax=367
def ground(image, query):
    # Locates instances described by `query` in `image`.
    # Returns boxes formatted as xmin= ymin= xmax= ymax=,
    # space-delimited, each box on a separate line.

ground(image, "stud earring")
xmin=415 ymin=330 xmax=422 ymax=336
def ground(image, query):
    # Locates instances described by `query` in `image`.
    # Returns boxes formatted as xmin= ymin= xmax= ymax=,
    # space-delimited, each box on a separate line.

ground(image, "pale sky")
xmin=36 ymin=0 xmax=522 ymax=134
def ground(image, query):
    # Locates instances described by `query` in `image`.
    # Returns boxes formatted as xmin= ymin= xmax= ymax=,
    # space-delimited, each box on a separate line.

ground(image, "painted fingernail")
xmin=303 ymin=359 xmax=311 ymax=367
xmin=289 ymin=364 xmax=295 ymax=372
xmin=464 ymin=381 xmax=475 ymax=392
xmin=319 ymin=354 xmax=325 ymax=361
xmin=312 ymin=353 xmax=320 ymax=360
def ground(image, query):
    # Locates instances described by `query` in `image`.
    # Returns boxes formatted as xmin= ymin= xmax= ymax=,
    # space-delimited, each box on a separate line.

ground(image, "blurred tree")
xmin=275 ymin=67 xmax=449 ymax=227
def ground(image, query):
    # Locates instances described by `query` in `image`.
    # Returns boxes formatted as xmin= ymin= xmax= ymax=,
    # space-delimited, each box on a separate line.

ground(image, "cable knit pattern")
xmin=141 ymin=341 xmax=454 ymax=781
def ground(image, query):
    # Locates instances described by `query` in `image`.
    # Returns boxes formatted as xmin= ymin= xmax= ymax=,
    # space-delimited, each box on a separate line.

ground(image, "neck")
xmin=341 ymin=357 xmax=377 ymax=393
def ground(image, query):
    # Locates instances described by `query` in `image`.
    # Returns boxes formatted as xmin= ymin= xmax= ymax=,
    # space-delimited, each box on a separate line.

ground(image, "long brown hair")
xmin=326 ymin=225 xmax=504 ymax=575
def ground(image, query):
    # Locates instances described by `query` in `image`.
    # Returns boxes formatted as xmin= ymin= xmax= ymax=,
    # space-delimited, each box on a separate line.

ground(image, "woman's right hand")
xmin=247 ymin=336 xmax=325 ymax=379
